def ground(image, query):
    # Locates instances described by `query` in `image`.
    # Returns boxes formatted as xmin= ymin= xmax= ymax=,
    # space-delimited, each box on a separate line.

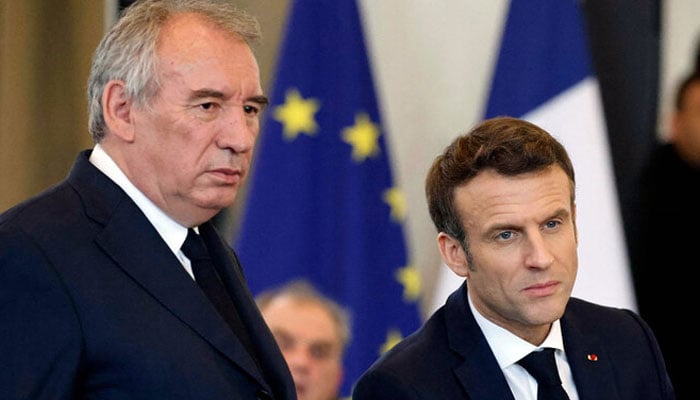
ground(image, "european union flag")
xmin=234 ymin=0 xmax=422 ymax=396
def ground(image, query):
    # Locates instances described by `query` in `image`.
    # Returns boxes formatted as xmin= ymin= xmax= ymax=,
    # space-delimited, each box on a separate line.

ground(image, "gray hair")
xmin=256 ymin=280 xmax=353 ymax=356
xmin=87 ymin=0 xmax=261 ymax=142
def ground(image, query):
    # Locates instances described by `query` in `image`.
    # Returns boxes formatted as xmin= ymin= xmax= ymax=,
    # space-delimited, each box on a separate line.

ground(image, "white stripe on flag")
xmin=526 ymin=76 xmax=636 ymax=311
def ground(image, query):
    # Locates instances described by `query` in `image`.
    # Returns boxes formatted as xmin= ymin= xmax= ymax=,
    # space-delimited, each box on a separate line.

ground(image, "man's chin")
xmin=197 ymin=189 xmax=237 ymax=209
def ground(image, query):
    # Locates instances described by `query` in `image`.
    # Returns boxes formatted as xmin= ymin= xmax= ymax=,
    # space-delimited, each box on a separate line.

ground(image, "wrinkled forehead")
xmin=454 ymin=166 xmax=574 ymax=223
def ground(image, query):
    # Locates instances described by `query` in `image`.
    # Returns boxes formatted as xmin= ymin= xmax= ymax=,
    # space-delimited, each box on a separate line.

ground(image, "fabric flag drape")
xmin=430 ymin=0 xmax=636 ymax=313
xmin=234 ymin=0 xmax=422 ymax=396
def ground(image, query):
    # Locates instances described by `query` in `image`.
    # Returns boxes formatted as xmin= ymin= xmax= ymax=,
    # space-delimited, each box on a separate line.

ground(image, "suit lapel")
xmin=70 ymin=156 xmax=268 ymax=389
xmin=200 ymin=223 xmax=295 ymax=398
xmin=561 ymin=312 xmax=621 ymax=399
xmin=448 ymin=281 xmax=624 ymax=399
xmin=446 ymin=283 xmax=517 ymax=400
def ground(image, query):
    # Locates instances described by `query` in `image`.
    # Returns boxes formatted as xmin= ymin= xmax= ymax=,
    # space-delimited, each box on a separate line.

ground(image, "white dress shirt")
xmin=468 ymin=291 xmax=579 ymax=400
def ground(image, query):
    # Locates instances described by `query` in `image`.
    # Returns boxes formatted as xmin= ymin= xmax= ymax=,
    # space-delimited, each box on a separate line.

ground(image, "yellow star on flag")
xmin=396 ymin=264 xmax=421 ymax=302
xmin=383 ymin=187 xmax=407 ymax=222
xmin=273 ymin=88 xmax=320 ymax=141
xmin=379 ymin=328 xmax=404 ymax=355
xmin=342 ymin=112 xmax=380 ymax=162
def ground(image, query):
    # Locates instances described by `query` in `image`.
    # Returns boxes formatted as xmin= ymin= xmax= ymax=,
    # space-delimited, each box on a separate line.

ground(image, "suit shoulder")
xmin=0 ymin=181 xmax=76 ymax=228
xmin=355 ymin=306 xmax=456 ymax=389
xmin=566 ymin=297 xmax=637 ymax=318
xmin=565 ymin=297 xmax=655 ymax=340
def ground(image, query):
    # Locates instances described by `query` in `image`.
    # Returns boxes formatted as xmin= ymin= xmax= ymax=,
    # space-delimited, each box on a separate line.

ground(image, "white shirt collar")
xmin=89 ymin=144 xmax=189 ymax=266
xmin=467 ymin=288 xmax=565 ymax=369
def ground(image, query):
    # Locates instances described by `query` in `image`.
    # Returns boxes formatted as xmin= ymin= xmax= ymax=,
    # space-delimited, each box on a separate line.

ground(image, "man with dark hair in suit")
xmin=353 ymin=116 xmax=674 ymax=399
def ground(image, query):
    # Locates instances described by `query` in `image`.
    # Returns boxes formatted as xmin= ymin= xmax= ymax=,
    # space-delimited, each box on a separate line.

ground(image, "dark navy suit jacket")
xmin=0 ymin=150 xmax=296 ymax=400
xmin=352 ymin=281 xmax=675 ymax=399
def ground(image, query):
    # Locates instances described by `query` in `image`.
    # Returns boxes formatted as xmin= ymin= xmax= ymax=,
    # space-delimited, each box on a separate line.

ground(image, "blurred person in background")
xmin=632 ymin=65 xmax=700 ymax=400
xmin=257 ymin=280 xmax=351 ymax=400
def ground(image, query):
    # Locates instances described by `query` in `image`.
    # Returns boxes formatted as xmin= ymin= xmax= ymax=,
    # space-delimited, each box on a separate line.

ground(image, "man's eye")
xmin=273 ymin=335 xmax=294 ymax=350
xmin=309 ymin=344 xmax=332 ymax=360
xmin=244 ymin=104 xmax=260 ymax=116
xmin=545 ymin=220 xmax=560 ymax=229
xmin=497 ymin=231 xmax=513 ymax=240
xmin=199 ymin=102 xmax=216 ymax=111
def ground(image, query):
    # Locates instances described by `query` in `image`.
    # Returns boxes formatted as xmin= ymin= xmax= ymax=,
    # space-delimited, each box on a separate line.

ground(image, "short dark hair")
xmin=425 ymin=116 xmax=575 ymax=246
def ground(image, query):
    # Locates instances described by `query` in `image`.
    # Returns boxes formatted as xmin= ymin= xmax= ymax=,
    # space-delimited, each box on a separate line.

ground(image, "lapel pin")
xmin=586 ymin=354 xmax=598 ymax=361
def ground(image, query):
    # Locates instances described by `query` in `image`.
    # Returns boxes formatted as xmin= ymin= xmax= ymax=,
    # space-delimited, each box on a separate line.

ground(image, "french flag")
xmin=431 ymin=0 xmax=637 ymax=312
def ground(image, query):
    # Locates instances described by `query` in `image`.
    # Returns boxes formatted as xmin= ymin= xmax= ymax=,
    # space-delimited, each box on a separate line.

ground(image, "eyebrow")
xmin=485 ymin=207 xmax=571 ymax=234
xmin=189 ymin=90 xmax=269 ymax=109
xmin=547 ymin=207 xmax=571 ymax=221
xmin=191 ymin=88 xmax=224 ymax=100
xmin=249 ymin=94 xmax=269 ymax=110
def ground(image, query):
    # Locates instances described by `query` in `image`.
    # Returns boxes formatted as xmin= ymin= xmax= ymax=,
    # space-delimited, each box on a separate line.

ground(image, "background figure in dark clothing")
xmin=633 ymin=68 xmax=700 ymax=400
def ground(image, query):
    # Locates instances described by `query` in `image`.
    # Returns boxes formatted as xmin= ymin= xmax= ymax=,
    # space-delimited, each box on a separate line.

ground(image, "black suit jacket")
xmin=0 ymin=150 xmax=296 ymax=400
xmin=352 ymin=282 xmax=675 ymax=399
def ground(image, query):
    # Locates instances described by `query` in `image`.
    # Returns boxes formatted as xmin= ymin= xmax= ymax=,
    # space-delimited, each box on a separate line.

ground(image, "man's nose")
xmin=524 ymin=232 xmax=554 ymax=269
xmin=217 ymin=108 xmax=257 ymax=153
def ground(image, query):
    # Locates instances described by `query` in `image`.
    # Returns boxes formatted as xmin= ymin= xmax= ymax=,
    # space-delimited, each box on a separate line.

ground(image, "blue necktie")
xmin=518 ymin=348 xmax=570 ymax=400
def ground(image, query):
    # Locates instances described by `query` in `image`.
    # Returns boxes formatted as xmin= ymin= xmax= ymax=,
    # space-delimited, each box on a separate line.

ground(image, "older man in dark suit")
xmin=0 ymin=1 xmax=295 ymax=399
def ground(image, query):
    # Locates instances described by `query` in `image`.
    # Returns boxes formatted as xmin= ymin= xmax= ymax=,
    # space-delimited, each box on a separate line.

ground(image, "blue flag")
xmin=484 ymin=0 xmax=589 ymax=118
xmin=483 ymin=0 xmax=635 ymax=309
xmin=234 ymin=0 xmax=422 ymax=396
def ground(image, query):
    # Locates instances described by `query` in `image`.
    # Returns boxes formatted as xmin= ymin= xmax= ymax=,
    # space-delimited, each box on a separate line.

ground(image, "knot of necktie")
xmin=181 ymin=228 xmax=209 ymax=262
xmin=517 ymin=348 xmax=570 ymax=400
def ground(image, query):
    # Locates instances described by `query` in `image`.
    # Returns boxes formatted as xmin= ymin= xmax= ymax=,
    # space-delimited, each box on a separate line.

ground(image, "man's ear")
xmin=571 ymin=202 xmax=578 ymax=244
xmin=437 ymin=232 xmax=470 ymax=278
xmin=102 ymin=80 xmax=135 ymax=142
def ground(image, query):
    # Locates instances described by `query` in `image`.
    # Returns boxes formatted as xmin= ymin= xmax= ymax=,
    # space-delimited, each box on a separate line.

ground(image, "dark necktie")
xmin=180 ymin=228 xmax=255 ymax=351
xmin=517 ymin=348 xmax=570 ymax=400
